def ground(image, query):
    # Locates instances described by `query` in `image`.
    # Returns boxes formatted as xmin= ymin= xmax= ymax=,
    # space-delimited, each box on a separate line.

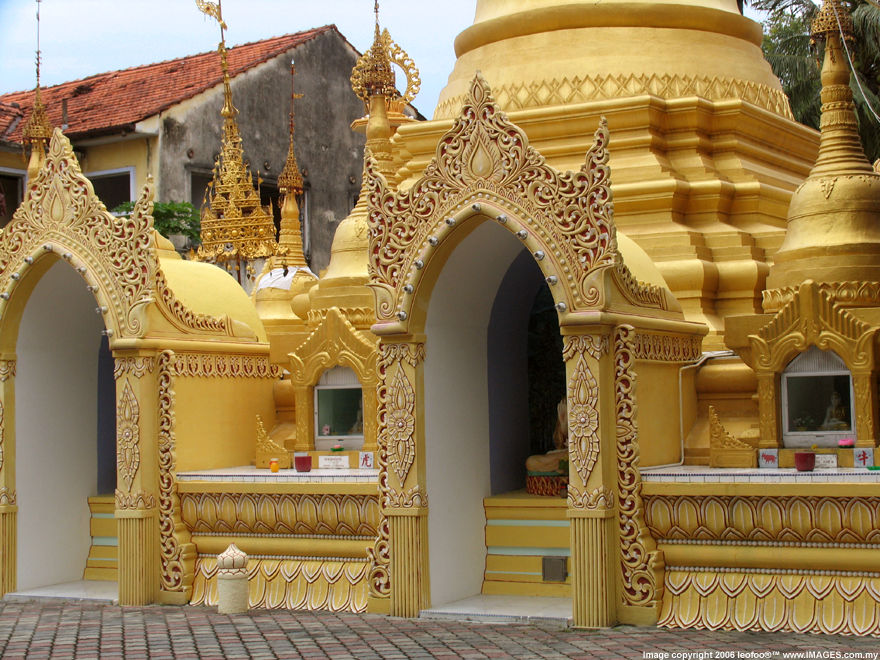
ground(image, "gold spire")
xmin=764 ymin=0 xmax=880 ymax=296
xmin=194 ymin=0 xmax=277 ymax=283
xmin=273 ymin=63 xmax=308 ymax=270
xmin=349 ymin=1 xmax=420 ymax=183
xmin=808 ymin=0 xmax=871 ymax=176
xmin=22 ymin=0 xmax=53 ymax=180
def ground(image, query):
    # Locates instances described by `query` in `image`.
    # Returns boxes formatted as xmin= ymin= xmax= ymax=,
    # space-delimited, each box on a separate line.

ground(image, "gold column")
xmin=292 ymin=384 xmax=313 ymax=452
xmin=562 ymin=332 xmax=617 ymax=628
xmin=377 ymin=340 xmax=429 ymax=617
xmin=113 ymin=353 xmax=161 ymax=605
xmin=852 ymin=371 xmax=877 ymax=448
xmin=0 ymin=357 xmax=16 ymax=597
xmin=756 ymin=372 xmax=779 ymax=448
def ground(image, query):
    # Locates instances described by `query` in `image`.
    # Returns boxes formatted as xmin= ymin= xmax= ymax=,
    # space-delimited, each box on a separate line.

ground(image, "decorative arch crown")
xmin=0 ymin=129 xmax=154 ymax=338
xmin=366 ymin=72 xmax=656 ymax=329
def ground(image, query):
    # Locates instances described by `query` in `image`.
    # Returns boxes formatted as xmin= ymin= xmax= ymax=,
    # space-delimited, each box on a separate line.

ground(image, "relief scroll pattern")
xmin=116 ymin=380 xmax=141 ymax=492
xmin=615 ymin=325 xmax=662 ymax=608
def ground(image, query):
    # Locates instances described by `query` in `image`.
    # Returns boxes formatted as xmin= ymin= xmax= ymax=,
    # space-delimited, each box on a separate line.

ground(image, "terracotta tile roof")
xmin=0 ymin=26 xmax=336 ymax=143
xmin=0 ymin=102 xmax=24 ymax=143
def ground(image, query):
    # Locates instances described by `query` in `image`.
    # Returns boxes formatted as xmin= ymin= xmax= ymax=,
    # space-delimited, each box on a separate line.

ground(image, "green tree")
xmin=113 ymin=200 xmax=201 ymax=245
xmin=753 ymin=0 xmax=880 ymax=160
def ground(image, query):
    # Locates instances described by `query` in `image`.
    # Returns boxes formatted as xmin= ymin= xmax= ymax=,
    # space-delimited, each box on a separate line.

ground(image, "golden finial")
xmin=277 ymin=63 xmax=304 ymax=197
xmin=350 ymin=0 xmax=420 ymax=112
xmin=808 ymin=0 xmax=871 ymax=176
xmin=22 ymin=0 xmax=53 ymax=177
xmin=194 ymin=0 xmax=277 ymax=284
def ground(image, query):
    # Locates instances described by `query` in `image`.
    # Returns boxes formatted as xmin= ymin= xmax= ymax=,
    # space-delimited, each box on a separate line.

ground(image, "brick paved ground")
xmin=0 ymin=602 xmax=878 ymax=659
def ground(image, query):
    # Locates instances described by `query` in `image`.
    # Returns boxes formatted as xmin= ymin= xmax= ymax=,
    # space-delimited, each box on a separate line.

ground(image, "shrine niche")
xmin=728 ymin=280 xmax=878 ymax=451
xmin=288 ymin=307 xmax=378 ymax=453
xmin=365 ymin=73 xmax=705 ymax=628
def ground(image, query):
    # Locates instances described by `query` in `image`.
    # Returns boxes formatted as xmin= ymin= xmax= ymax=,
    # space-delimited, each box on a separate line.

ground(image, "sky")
xmin=0 ymin=0 xmax=478 ymax=118
xmin=0 ymin=1 xmax=769 ymax=118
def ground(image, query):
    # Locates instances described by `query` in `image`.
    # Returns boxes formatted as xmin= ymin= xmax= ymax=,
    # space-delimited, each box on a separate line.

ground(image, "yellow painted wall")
xmin=80 ymin=137 xmax=157 ymax=197
xmin=636 ymin=361 xmax=685 ymax=467
xmin=173 ymin=374 xmax=276 ymax=471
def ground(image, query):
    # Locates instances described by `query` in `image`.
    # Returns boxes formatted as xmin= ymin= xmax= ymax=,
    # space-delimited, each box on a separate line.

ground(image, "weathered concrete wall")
xmin=158 ymin=29 xmax=366 ymax=273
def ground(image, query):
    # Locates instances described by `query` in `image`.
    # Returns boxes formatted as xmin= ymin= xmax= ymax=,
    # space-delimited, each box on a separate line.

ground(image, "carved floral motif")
xmin=116 ymin=380 xmax=140 ymax=491
xmin=0 ymin=487 xmax=15 ymax=506
xmin=615 ymin=324 xmax=662 ymax=608
xmin=377 ymin=343 xmax=424 ymax=492
xmin=562 ymin=335 xmax=604 ymax=484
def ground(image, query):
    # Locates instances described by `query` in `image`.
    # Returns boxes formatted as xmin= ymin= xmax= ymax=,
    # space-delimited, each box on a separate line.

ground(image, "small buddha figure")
xmin=820 ymin=391 xmax=849 ymax=431
xmin=525 ymin=398 xmax=568 ymax=474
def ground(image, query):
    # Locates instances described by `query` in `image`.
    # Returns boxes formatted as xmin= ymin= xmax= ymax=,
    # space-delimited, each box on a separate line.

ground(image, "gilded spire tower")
xmin=21 ymin=0 xmax=54 ymax=181
xmin=194 ymin=0 xmax=277 ymax=286
xmin=764 ymin=0 xmax=880 ymax=297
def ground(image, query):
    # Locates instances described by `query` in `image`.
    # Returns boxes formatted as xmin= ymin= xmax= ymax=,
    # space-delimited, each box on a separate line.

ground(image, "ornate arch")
xmin=0 ymin=130 xmax=154 ymax=344
xmin=366 ymin=73 xmax=666 ymax=334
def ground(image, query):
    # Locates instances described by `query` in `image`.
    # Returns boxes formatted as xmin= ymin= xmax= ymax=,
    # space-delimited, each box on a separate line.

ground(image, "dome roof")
xmin=434 ymin=0 xmax=789 ymax=119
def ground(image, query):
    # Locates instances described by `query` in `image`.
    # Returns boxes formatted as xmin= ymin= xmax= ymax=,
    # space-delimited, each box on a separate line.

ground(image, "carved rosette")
xmin=156 ymin=350 xmax=194 ymax=594
xmin=116 ymin=380 xmax=141 ymax=491
xmin=366 ymin=73 xmax=621 ymax=325
xmin=377 ymin=342 xmax=425 ymax=504
xmin=562 ymin=335 xmax=606 ymax=485
xmin=614 ymin=325 xmax=662 ymax=608
xmin=0 ymin=131 xmax=154 ymax=338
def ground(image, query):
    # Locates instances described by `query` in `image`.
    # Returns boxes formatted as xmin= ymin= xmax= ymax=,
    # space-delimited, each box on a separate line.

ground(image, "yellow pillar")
xmin=0 ymin=357 xmax=16 ymax=597
xmin=756 ymin=372 xmax=779 ymax=448
xmin=852 ymin=370 xmax=878 ymax=448
xmin=113 ymin=353 xmax=161 ymax=605
xmin=292 ymin=384 xmax=314 ymax=452
xmin=377 ymin=340 xmax=429 ymax=617
xmin=562 ymin=331 xmax=617 ymax=627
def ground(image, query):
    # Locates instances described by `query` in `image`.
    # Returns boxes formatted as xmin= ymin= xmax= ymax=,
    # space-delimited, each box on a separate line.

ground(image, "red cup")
xmin=294 ymin=455 xmax=312 ymax=472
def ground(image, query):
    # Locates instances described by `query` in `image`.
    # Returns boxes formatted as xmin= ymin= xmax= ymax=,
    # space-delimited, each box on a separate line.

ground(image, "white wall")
xmin=16 ymin=261 xmax=103 ymax=589
xmin=424 ymin=222 xmax=523 ymax=607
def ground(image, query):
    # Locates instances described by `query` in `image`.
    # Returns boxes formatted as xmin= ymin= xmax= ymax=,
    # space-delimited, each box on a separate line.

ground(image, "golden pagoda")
xmin=194 ymin=0 xmax=277 ymax=284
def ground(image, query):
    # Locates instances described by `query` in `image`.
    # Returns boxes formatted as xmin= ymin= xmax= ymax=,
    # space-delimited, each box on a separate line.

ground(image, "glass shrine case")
xmin=314 ymin=366 xmax=365 ymax=451
xmin=781 ymin=347 xmax=854 ymax=448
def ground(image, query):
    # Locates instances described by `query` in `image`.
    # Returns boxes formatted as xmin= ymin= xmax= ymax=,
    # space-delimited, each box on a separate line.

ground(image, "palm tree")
xmin=753 ymin=0 xmax=880 ymax=160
